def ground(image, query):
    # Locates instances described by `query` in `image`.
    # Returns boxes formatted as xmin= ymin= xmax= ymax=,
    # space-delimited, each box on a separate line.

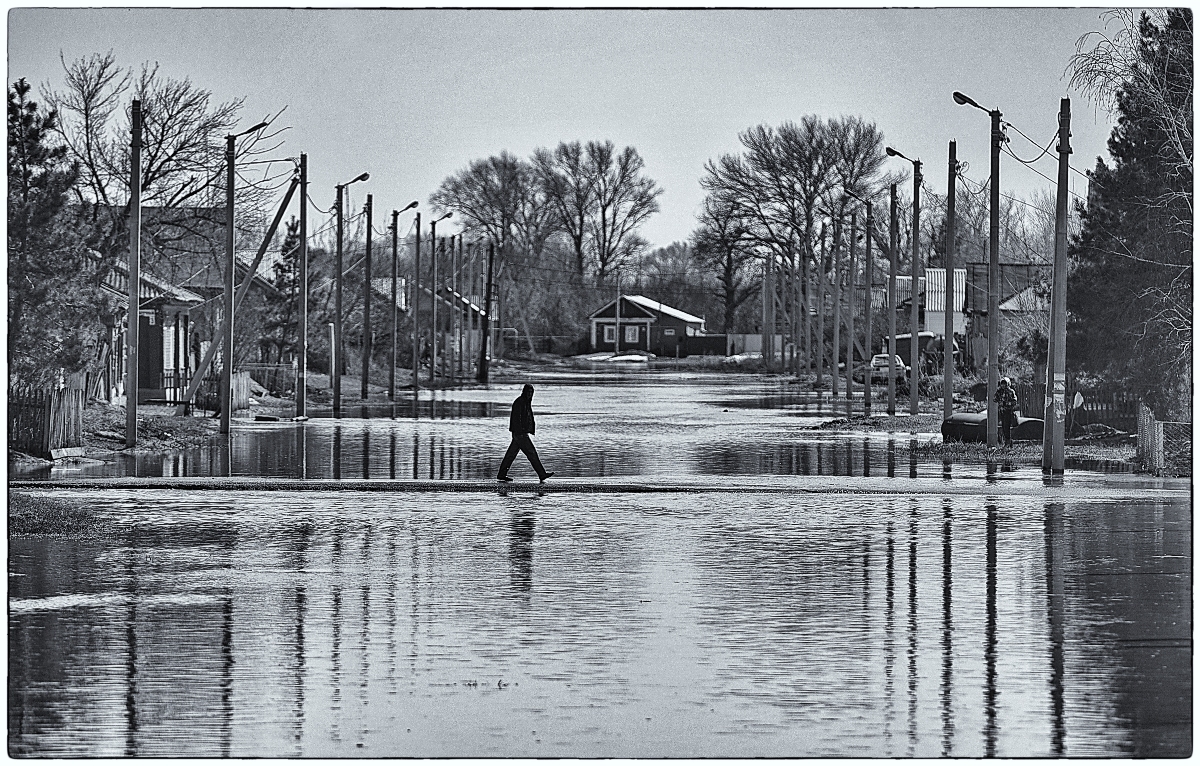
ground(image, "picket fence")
xmin=9 ymin=386 xmax=85 ymax=458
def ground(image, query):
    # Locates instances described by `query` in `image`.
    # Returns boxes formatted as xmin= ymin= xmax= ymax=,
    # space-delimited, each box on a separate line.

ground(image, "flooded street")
xmin=9 ymin=375 xmax=1191 ymax=757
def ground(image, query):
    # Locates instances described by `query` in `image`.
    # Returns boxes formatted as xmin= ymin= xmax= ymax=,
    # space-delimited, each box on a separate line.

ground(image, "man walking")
xmin=497 ymin=384 xmax=554 ymax=483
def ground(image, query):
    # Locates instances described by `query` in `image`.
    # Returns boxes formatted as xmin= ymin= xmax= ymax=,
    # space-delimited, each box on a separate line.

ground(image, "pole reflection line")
xmin=884 ymin=524 xmax=895 ymax=747
xmin=907 ymin=503 xmax=918 ymax=755
xmin=221 ymin=597 xmax=233 ymax=758
xmin=984 ymin=503 xmax=999 ymax=757
xmin=293 ymin=526 xmax=309 ymax=752
xmin=940 ymin=501 xmax=954 ymax=756
xmin=124 ymin=562 xmax=139 ymax=757
xmin=1044 ymin=502 xmax=1067 ymax=755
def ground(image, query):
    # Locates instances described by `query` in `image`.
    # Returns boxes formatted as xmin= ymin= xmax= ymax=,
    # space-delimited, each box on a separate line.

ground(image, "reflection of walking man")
xmin=497 ymin=384 xmax=554 ymax=483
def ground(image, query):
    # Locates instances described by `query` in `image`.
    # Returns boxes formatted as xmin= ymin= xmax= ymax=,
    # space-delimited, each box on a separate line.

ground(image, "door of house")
xmin=138 ymin=313 xmax=162 ymax=390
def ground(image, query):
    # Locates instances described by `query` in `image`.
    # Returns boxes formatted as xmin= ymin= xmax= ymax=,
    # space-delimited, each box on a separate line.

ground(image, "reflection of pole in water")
xmin=984 ymin=503 xmax=999 ymax=756
xmin=1044 ymin=502 xmax=1066 ymax=755
xmin=909 ymin=437 xmax=918 ymax=479
xmin=884 ymin=523 xmax=895 ymax=747
xmin=411 ymin=432 xmax=419 ymax=479
xmin=389 ymin=432 xmax=397 ymax=480
xmin=906 ymin=503 xmax=918 ymax=755
xmin=124 ymin=556 xmax=139 ymax=756
xmin=333 ymin=427 xmax=341 ymax=480
xmin=428 ymin=434 xmax=435 ymax=479
xmin=362 ymin=429 xmax=370 ymax=479
xmin=861 ymin=537 xmax=871 ymax=629
xmin=292 ymin=524 xmax=310 ymax=752
xmin=887 ymin=438 xmax=896 ymax=478
xmin=863 ymin=437 xmax=871 ymax=478
xmin=221 ymin=597 xmax=233 ymax=757
xmin=386 ymin=534 xmax=398 ymax=690
xmin=330 ymin=585 xmax=343 ymax=743
xmin=940 ymin=502 xmax=954 ymax=756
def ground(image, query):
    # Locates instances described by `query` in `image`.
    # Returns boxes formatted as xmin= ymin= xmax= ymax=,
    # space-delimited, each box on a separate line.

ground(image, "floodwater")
xmin=8 ymin=374 xmax=1191 ymax=757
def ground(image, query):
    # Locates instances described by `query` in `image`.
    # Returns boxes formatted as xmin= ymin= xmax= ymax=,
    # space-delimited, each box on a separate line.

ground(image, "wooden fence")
xmin=1015 ymin=382 xmax=1138 ymax=434
xmin=9 ymin=387 xmax=85 ymax=458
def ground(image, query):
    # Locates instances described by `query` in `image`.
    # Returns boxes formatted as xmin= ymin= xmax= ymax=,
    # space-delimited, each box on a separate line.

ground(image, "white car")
xmin=870 ymin=354 xmax=908 ymax=382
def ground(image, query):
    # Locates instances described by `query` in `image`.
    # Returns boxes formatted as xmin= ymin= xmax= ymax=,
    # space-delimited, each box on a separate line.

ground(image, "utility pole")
xmin=476 ymin=241 xmax=495 ymax=384
xmin=447 ymin=234 xmax=456 ymax=383
xmin=333 ymin=172 xmax=369 ymax=412
xmin=411 ymin=212 xmax=421 ymax=395
xmin=221 ymin=129 xmax=236 ymax=435
xmin=361 ymin=194 xmax=372 ymax=400
xmin=1044 ymin=98 xmax=1071 ymax=473
xmin=389 ymin=208 xmax=399 ymax=400
xmin=944 ymin=141 xmax=958 ymax=421
xmin=909 ymin=159 xmax=922 ymax=417
xmin=832 ymin=218 xmax=842 ymax=398
xmin=888 ymin=184 xmax=898 ymax=417
xmin=615 ymin=273 xmax=622 ymax=355
xmin=987 ymin=108 xmax=1003 ymax=448
xmin=846 ymin=211 xmax=857 ymax=404
xmin=125 ymin=99 xmax=142 ymax=448
xmin=816 ymin=224 xmax=827 ymax=388
xmin=334 ymin=184 xmax=344 ymax=412
xmin=296 ymin=153 xmax=308 ymax=419
xmin=430 ymin=231 xmax=438 ymax=386
xmin=862 ymin=201 xmax=874 ymax=415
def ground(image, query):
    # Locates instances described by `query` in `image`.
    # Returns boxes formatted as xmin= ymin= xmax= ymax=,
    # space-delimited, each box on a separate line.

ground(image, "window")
xmin=625 ymin=325 xmax=639 ymax=344
xmin=603 ymin=325 xmax=616 ymax=343
xmin=663 ymin=328 xmax=676 ymax=336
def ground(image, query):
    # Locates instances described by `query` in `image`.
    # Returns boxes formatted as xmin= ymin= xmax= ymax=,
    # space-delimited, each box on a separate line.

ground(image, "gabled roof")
xmin=97 ymin=253 xmax=205 ymax=307
xmin=588 ymin=294 xmax=704 ymax=324
xmin=999 ymin=285 xmax=1049 ymax=312
xmin=625 ymin=295 xmax=705 ymax=324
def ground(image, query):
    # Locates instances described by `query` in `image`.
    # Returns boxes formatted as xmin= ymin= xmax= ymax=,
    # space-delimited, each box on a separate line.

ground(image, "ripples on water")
xmin=9 ymin=489 xmax=1190 ymax=757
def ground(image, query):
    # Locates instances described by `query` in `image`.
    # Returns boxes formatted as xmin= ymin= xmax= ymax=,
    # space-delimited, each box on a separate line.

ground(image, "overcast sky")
xmin=9 ymin=7 xmax=1117 ymax=249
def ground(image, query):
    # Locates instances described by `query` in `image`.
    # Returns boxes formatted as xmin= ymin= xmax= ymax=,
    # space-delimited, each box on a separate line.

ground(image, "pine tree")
xmin=1067 ymin=10 xmax=1193 ymax=418
xmin=7 ymin=78 xmax=104 ymax=385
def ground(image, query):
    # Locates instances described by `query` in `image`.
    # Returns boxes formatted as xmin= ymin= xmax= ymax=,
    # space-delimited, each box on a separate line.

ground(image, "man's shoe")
xmin=539 ymin=472 xmax=555 ymax=483
xmin=497 ymin=476 xmax=513 ymax=482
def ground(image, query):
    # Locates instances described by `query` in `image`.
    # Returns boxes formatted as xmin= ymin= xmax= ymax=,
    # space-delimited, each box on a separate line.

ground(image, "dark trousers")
xmin=498 ymin=433 xmax=547 ymax=479
xmin=1000 ymin=409 xmax=1016 ymax=445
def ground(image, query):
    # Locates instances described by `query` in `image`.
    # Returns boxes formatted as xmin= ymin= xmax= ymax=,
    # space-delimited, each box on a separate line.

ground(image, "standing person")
xmin=497 ymin=384 xmax=554 ymax=482
xmin=994 ymin=376 xmax=1018 ymax=447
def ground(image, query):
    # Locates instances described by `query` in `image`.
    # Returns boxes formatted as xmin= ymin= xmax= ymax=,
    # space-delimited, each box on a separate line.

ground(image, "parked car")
xmin=869 ymin=354 xmax=909 ymax=382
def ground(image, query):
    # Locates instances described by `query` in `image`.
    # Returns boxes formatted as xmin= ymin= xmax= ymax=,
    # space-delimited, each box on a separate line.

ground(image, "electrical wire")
xmin=1002 ymin=121 xmax=1057 ymax=165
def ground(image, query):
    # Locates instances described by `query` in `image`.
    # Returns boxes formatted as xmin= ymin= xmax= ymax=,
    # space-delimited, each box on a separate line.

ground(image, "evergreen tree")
xmin=1067 ymin=10 xmax=1192 ymax=418
xmin=261 ymin=217 xmax=301 ymax=363
xmin=7 ymin=78 xmax=105 ymax=385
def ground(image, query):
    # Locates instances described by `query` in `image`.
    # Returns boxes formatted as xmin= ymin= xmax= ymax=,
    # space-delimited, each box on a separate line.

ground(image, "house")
xmin=892 ymin=268 xmax=967 ymax=335
xmin=588 ymin=295 xmax=708 ymax=355
xmin=98 ymin=256 xmax=205 ymax=404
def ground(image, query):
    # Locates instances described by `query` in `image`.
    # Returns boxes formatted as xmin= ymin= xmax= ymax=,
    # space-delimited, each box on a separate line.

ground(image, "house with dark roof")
xmin=588 ymin=295 xmax=714 ymax=356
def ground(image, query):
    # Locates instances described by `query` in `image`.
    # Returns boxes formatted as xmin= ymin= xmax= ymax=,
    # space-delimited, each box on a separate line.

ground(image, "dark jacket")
xmin=994 ymin=384 xmax=1018 ymax=413
xmin=509 ymin=394 xmax=535 ymax=435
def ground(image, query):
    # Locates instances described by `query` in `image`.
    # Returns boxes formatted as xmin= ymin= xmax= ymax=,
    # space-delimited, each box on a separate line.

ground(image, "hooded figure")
xmin=497 ymin=384 xmax=554 ymax=482
xmin=994 ymin=377 xmax=1018 ymax=446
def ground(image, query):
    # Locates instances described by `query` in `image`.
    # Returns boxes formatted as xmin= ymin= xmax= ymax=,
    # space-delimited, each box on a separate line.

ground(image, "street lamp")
xmin=846 ymin=189 xmax=875 ymax=415
xmin=220 ymin=120 xmax=269 ymax=435
xmin=954 ymin=90 xmax=1003 ymax=448
xmin=390 ymin=200 xmax=419 ymax=401
xmin=886 ymin=146 xmax=922 ymax=417
xmin=428 ymin=212 xmax=452 ymax=386
xmin=334 ymin=171 xmax=369 ymax=413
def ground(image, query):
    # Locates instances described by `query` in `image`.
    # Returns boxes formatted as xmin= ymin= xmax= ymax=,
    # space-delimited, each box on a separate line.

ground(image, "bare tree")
xmin=533 ymin=141 xmax=593 ymax=277
xmin=691 ymin=193 xmax=759 ymax=333
xmin=586 ymin=141 xmax=662 ymax=286
xmin=43 ymin=51 xmax=286 ymax=271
